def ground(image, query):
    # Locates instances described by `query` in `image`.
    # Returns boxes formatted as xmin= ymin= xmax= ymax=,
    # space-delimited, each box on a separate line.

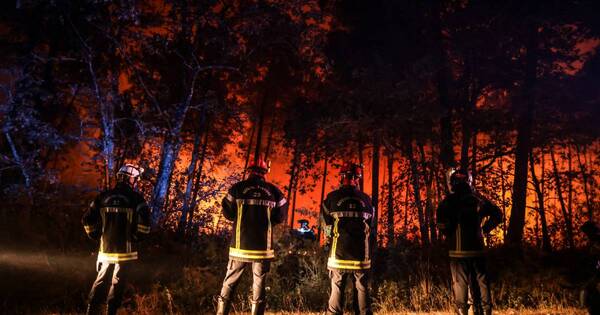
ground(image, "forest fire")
xmin=1 ymin=0 xmax=600 ymax=314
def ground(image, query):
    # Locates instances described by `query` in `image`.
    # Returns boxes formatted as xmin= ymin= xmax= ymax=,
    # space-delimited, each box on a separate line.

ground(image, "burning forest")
xmin=1 ymin=1 xmax=599 ymax=314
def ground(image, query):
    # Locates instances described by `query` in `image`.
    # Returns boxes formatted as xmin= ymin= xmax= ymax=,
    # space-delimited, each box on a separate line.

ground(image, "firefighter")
xmin=82 ymin=164 xmax=151 ymax=315
xmin=216 ymin=158 xmax=288 ymax=315
xmin=580 ymin=221 xmax=600 ymax=315
xmin=322 ymin=162 xmax=374 ymax=315
xmin=436 ymin=168 xmax=502 ymax=315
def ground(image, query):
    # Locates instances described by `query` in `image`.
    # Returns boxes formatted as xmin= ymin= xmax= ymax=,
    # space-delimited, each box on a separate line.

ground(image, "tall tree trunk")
xmin=419 ymin=143 xmax=437 ymax=243
xmin=242 ymin=124 xmax=257 ymax=179
xmin=499 ymin=156 xmax=507 ymax=238
xmin=290 ymin=183 xmax=298 ymax=228
xmin=407 ymin=140 xmax=429 ymax=245
xmin=254 ymin=90 xmax=268 ymax=164
xmin=506 ymin=26 xmax=537 ymax=247
xmin=550 ymin=147 xmax=575 ymax=249
xmin=371 ymin=134 xmax=381 ymax=246
xmin=529 ymin=149 xmax=551 ymax=252
xmin=286 ymin=146 xmax=300 ymax=226
xmin=434 ymin=0 xmax=454 ymax=168
xmin=318 ymin=157 xmax=328 ymax=244
xmin=575 ymin=144 xmax=593 ymax=221
xmin=152 ymin=103 xmax=189 ymax=224
xmin=386 ymin=151 xmax=394 ymax=246
xmin=187 ymin=127 xmax=210 ymax=231
xmin=178 ymin=124 xmax=204 ymax=234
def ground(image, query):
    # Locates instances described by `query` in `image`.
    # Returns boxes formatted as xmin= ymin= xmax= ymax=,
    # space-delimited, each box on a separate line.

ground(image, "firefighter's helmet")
xmin=340 ymin=162 xmax=363 ymax=185
xmin=446 ymin=167 xmax=472 ymax=193
xmin=248 ymin=157 xmax=271 ymax=175
xmin=117 ymin=164 xmax=144 ymax=183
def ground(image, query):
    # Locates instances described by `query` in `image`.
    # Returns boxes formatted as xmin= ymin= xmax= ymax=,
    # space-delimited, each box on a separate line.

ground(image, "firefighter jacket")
xmin=322 ymin=185 xmax=374 ymax=271
xmin=82 ymin=182 xmax=151 ymax=263
xmin=436 ymin=188 xmax=502 ymax=258
xmin=222 ymin=175 xmax=288 ymax=262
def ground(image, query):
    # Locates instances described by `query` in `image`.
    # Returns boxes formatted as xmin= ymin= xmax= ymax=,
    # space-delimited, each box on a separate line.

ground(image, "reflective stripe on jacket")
xmin=322 ymin=185 xmax=374 ymax=271
xmin=82 ymin=183 xmax=151 ymax=263
xmin=222 ymin=175 xmax=288 ymax=262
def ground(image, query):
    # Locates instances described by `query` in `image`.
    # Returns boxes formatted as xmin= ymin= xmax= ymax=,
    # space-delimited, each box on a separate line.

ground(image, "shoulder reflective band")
xmin=238 ymin=199 xmax=276 ymax=208
xmin=225 ymin=193 xmax=235 ymax=203
xmin=327 ymin=258 xmax=371 ymax=270
xmin=277 ymin=198 xmax=287 ymax=207
xmin=229 ymin=248 xmax=275 ymax=260
xmin=98 ymin=251 xmax=138 ymax=262
xmin=449 ymin=250 xmax=484 ymax=258
xmin=137 ymin=224 xmax=150 ymax=234
xmin=331 ymin=211 xmax=373 ymax=220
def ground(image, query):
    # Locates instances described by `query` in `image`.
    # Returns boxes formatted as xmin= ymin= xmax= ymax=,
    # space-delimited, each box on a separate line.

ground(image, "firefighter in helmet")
xmin=82 ymin=164 xmax=151 ymax=315
xmin=436 ymin=168 xmax=502 ymax=315
xmin=322 ymin=162 xmax=374 ymax=315
xmin=216 ymin=157 xmax=288 ymax=315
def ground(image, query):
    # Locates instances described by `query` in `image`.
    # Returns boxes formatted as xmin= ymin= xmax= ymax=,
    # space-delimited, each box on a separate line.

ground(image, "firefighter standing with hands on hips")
xmin=82 ymin=164 xmax=151 ymax=315
xmin=216 ymin=157 xmax=288 ymax=315
xmin=436 ymin=168 xmax=502 ymax=315
xmin=322 ymin=162 xmax=374 ymax=315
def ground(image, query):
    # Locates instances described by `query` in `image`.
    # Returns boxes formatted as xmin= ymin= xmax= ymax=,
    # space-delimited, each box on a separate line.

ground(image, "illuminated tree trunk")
xmin=178 ymin=124 xmax=204 ymax=234
xmin=529 ymin=149 xmax=551 ymax=252
xmin=242 ymin=124 xmax=257 ymax=179
xmin=254 ymin=90 xmax=268 ymax=164
xmin=386 ymin=151 xmax=394 ymax=246
xmin=151 ymin=103 xmax=189 ymax=224
xmin=187 ymin=128 xmax=210 ymax=231
xmin=507 ymin=27 xmax=537 ymax=247
xmin=499 ymin=157 xmax=507 ymax=239
xmin=407 ymin=140 xmax=429 ymax=245
xmin=371 ymin=134 xmax=381 ymax=246
xmin=286 ymin=146 xmax=300 ymax=227
xmin=550 ymin=147 xmax=575 ymax=249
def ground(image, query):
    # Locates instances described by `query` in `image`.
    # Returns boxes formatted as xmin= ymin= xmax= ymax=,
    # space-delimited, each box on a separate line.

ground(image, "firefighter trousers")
xmin=87 ymin=262 xmax=130 ymax=315
xmin=219 ymin=259 xmax=270 ymax=304
xmin=327 ymin=269 xmax=372 ymax=315
xmin=450 ymin=257 xmax=491 ymax=313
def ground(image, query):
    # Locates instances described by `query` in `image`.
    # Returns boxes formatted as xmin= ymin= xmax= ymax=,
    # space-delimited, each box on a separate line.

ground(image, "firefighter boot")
xmin=216 ymin=296 xmax=231 ymax=315
xmin=251 ymin=301 xmax=266 ymax=315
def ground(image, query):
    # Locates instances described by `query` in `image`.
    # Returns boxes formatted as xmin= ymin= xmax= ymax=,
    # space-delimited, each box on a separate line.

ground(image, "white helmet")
xmin=117 ymin=164 xmax=144 ymax=179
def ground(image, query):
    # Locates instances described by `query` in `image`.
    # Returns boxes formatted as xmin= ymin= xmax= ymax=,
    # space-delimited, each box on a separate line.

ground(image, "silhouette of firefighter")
xmin=581 ymin=220 xmax=600 ymax=315
xmin=216 ymin=157 xmax=288 ymax=315
xmin=82 ymin=164 xmax=151 ymax=315
xmin=436 ymin=168 xmax=502 ymax=315
xmin=322 ymin=162 xmax=374 ymax=315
